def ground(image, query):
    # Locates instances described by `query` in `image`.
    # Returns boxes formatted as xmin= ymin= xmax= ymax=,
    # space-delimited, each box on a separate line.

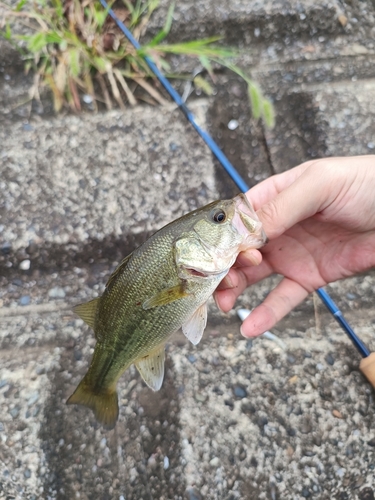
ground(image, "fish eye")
xmin=211 ymin=209 xmax=227 ymax=224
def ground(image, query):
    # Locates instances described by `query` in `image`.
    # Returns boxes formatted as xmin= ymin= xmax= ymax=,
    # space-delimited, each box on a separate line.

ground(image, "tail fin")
xmin=66 ymin=379 xmax=119 ymax=430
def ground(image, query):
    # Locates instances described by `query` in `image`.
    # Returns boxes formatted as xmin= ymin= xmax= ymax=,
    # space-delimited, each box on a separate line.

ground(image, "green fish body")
xmin=67 ymin=194 xmax=266 ymax=428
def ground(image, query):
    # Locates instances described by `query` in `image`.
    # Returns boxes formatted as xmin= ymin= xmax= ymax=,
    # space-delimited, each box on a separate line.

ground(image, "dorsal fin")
xmin=73 ymin=297 xmax=100 ymax=329
xmin=105 ymin=252 xmax=133 ymax=290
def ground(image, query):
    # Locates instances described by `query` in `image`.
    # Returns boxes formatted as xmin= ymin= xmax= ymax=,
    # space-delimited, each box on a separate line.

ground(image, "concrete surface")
xmin=1 ymin=0 xmax=375 ymax=499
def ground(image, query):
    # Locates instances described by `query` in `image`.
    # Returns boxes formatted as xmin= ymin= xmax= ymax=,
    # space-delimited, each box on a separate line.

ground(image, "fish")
xmin=67 ymin=194 xmax=267 ymax=428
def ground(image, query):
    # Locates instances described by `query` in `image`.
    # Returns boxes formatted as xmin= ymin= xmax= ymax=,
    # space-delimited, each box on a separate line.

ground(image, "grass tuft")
xmin=0 ymin=0 xmax=274 ymax=126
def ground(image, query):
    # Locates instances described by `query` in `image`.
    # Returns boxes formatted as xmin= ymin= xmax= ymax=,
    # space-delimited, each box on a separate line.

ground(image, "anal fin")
xmin=135 ymin=346 xmax=165 ymax=391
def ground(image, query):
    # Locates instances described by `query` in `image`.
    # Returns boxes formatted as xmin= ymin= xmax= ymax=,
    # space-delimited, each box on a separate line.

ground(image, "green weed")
xmin=0 ymin=0 xmax=274 ymax=126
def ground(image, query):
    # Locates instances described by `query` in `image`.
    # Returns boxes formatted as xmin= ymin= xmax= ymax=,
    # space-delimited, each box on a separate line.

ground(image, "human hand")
xmin=214 ymin=156 xmax=375 ymax=337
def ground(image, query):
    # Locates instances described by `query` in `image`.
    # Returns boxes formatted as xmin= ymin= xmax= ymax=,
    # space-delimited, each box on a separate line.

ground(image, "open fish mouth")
xmin=185 ymin=267 xmax=208 ymax=277
xmin=185 ymin=266 xmax=228 ymax=278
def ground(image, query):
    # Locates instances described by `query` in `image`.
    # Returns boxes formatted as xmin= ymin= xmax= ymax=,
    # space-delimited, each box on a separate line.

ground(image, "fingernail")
xmin=222 ymin=275 xmax=234 ymax=288
xmin=240 ymin=323 xmax=259 ymax=338
xmin=214 ymin=295 xmax=224 ymax=312
xmin=240 ymin=324 xmax=247 ymax=337
xmin=247 ymin=252 xmax=261 ymax=266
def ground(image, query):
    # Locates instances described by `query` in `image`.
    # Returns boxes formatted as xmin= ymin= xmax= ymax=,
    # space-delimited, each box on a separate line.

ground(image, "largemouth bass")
xmin=67 ymin=194 xmax=266 ymax=428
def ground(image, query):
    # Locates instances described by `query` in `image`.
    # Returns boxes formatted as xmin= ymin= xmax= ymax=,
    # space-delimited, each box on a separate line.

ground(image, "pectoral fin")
xmin=182 ymin=302 xmax=207 ymax=345
xmin=135 ymin=346 xmax=165 ymax=391
xmin=143 ymin=283 xmax=188 ymax=310
xmin=74 ymin=297 xmax=100 ymax=329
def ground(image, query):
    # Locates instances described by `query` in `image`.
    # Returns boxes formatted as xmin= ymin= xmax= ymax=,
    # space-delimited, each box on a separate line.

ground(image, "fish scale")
xmin=67 ymin=194 xmax=266 ymax=428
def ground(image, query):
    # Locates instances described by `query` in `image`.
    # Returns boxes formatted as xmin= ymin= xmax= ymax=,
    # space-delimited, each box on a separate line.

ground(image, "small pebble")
xmin=301 ymin=487 xmax=311 ymax=498
xmin=83 ymin=94 xmax=93 ymax=104
xmin=332 ymin=409 xmax=343 ymax=419
xmin=24 ymin=468 xmax=32 ymax=479
xmin=187 ymin=354 xmax=197 ymax=364
xmin=163 ymin=456 xmax=169 ymax=469
xmin=9 ymin=407 xmax=20 ymax=418
xmin=303 ymin=449 xmax=315 ymax=457
xmin=287 ymin=354 xmax=296 ymax=364
xmin=185 ymin=487 xmax=202 ymax=500
xmin=19 ymin=259 xmax=31 ymax=270
xmin=48 ymin=286 xmax=66 ymax=299
xmin=209 ymin=457 xmax=220 ymax=467
xmin=233 ymin=385 xmax=247 ymax=399
xmin=336 ymin=468 xmax=345 ymax=478
xmin=367 ymin=438 xmax=375 ymax=447
xmin=325 ymin=353 xmax=335 ymax=366
xmin=1 ymin=242 xmax=11 ymax=255
xmin=74 ymin=349 xmax=82 ymax=361
xmin=224 ymin=399 xmax=234 ymax=410
xmin=227 ymin=119 xmax=239 ymax=130
xmin=19 ymin=295 xmax=31 ymax=306
xmin=27 ymin=391 xmax=39 ymax=406
xmin=195 ymin=393 xmax=207 ymax=403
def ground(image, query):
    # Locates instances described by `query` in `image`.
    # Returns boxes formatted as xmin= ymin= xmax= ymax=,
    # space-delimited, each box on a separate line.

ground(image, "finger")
xmin=214 ymin=269 xmax=249 ymax=312
xmin=216 ymin=249 xmax=264 ymax=292
xmin=240 ymin=277 xmax=310 ymax=337
xmin=246 ymin=160 xmax=344 ymax=240
xmin=235 ymin=248 xmax=263 ymax=267
xmin=215 ymin=258 xmax=273 ymax=312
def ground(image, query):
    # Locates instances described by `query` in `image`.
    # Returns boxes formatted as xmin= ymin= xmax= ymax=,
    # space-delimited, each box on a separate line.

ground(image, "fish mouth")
xmin=184 ymin=266 xmax=228 ymax=279
xmin=185 ymin=267 xmax=208 ymax=277
xmin=232 ymin=194 xmax=267 ymax=249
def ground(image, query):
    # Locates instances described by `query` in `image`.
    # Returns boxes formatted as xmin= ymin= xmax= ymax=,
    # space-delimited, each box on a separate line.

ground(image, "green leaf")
xmin=93 ymin=2 xmax=110 ymax=28
xmin=27 ymin=33 xmax=48 ymax=52
xmin=51 ymin=0 xmax=64 ymax=20
xmin=91 ymin=56 xmax=107 ymax=72
xmin=15 ymin=0 xmax=27 ymax=12
xmin=123 ymin=0 xmax=135 ymax=16
xmin=262 ymin=99 xmax=275 ymax=129
xmin=248 ymin=83 xmax=262 ymax=120
xmin=148 ymin=1 xmax=174 ymax=46
xmin=46 ymin=32 xmax=64 ymax=44
xmin=198 ymin=55 xmax=213 ymax=76
xmin=4 ymin=22 xmax=12 ymax=41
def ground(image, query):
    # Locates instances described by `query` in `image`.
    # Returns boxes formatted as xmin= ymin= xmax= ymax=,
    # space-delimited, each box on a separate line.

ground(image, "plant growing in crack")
xmin=0 ymin=0 xmax=274 ymax=127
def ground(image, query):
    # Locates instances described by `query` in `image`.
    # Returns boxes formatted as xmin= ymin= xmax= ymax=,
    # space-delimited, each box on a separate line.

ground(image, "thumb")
xmin=255 ymin=164 xmax=336 ymax=240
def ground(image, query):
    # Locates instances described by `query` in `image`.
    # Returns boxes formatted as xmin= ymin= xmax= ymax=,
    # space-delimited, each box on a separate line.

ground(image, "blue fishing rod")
xmin=99 ymin=0 xmax=375 ymax=386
